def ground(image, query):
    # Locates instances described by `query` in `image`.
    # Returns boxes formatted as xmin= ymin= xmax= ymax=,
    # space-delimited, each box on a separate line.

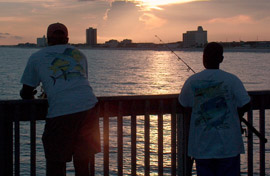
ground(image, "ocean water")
xmin=0 ymin=47 xmax=269 ymax=175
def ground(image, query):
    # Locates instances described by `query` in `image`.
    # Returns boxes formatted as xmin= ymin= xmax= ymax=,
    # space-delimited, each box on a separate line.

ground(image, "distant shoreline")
xmin=1 ymin=45 xmax=270 ymax=53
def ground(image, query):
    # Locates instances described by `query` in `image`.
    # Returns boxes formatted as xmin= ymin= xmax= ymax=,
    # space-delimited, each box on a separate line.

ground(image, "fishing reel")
xmin=241 ymin=125 xmax=248 ymax=137
xmin=37 ymin=85 xmax=47 ymax=99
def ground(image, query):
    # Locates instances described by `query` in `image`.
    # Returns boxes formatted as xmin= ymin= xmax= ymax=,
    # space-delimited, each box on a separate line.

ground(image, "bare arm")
xmin=20 ymin=84 xmax=37 ymax=99
xmin=238 ymin=102 xmax=251 ymax=118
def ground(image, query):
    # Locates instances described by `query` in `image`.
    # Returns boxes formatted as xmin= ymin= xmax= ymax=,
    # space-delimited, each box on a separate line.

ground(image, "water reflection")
xmin=86 ymin=50 xmax=193 ymax=96
xmin=94 ymin=114 xmax=175 ymax=175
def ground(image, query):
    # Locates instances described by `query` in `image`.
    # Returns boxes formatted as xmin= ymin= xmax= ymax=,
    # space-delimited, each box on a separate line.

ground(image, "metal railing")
xmin=0 ymin=91 xmax=269 ymax=176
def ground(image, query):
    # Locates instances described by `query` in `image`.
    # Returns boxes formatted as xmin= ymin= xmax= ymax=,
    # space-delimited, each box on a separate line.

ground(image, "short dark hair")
xmin=47 ymin=30 xmax=68 ymax=45
xmin=203 ymin=42 xmax=223 ymax=61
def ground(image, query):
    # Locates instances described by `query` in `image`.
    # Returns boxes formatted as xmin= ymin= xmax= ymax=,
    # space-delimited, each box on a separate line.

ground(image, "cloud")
xmin=0 ymin=0 xmax=58 ymax=2
xmin=101 ymin=1 xmax=144 ymax=34
xmin=208 ymin=15 xmax=255 ymax=24
xmin=12 ymin=36 xmax=23 ymax=40
xmin=0 ymin=32 xmax=9 ymax=38
xmin=139 ymin=13 xmax=167 ymax=29
xmin=0 ymin=32 xmax=22 ymax=40
xmin=1 ymin=0 xmax=270 ymax=44
xmin=102 ymin=1 xmax=169 ymax=32
xmin=0 ymin=32 xmax=10 ymax=35
xmin=0 ymin=16 xmax=29 ymax=22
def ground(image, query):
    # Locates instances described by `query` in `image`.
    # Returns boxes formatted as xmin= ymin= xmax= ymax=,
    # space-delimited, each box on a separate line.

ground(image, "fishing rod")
xmin=241 ymin=117 xmax=267 ymax=143
xmin=155 ymin=35 xmax=268 ymax=143
xmin=155 ymin=35 xmax=196 ymax=73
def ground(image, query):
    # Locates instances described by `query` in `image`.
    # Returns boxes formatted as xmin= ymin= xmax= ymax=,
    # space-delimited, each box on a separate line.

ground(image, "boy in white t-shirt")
xmin=178 ymin=42 xmax=250 ymax=176
xmin=20 ymin=23 xmax=100 ymax=176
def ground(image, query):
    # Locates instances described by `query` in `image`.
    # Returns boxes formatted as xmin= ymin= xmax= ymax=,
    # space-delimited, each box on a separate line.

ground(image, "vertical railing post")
xmin=177 ymin=112 xmax=184 ymax=176
xmin=30 ymin=105 xmax=36 ymax=176
xmin=89 ymin=154 xmax=95 ymax=175
xmin=259 ymin=96 xmax=265 ymax=176
xmin=171 ymin=100 xmax=177 ymax=176
xmin=14 ymin=105 xmax=21 ymax=176
xmin=0 ymin=104 xmax=13 ymax=176
xmin=131 ymin=101 xmax=137 ymax=176
xmin=180 ymin=108 xmax=192 ymax=176
xmin=158 ymin=100 xmax=164 ymax=176
xmin=117 ymin=101 xmax=123 ymax=176
xmin=247 ymin=109 xmax=253 ymax=176
xmin=144 ymin=100 xmax=150 ymax=176
xmin=103 ymin=102 xmax=110 ymax=176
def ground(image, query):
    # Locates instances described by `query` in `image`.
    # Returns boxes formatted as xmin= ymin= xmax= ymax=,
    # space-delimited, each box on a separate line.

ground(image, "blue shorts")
xmin=195 ymin=155 xmax=240 ymax=176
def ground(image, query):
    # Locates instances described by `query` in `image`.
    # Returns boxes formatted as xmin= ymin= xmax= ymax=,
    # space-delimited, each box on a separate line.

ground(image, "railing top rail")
xmin=0 ymin=90 xmax=269 ymax=120
xmin=0 ymin=94 xmax=179 ymax=104
xmin=247 ymin=90 xmax=270 ymax=95
xmin=1 ymin=90 xmax=270 ymax=103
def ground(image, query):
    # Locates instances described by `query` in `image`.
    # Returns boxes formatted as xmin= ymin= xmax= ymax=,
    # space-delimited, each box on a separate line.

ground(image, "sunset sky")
xmin=0 ymin=0 xmax=269 ymax=45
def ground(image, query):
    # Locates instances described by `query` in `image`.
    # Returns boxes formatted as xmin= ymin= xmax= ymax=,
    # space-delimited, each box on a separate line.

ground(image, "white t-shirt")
xmin=21 ymin=45 xmax=98 ymax=118
xmin=179 ymin=69 xmax=250 ymax=159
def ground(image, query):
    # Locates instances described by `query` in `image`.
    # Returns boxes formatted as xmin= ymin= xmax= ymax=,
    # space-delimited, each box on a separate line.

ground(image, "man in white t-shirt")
xmin=20 ymin=23 xmax=100 ymax=176
xmin=178 ymin=42 xmax=250 ymax=176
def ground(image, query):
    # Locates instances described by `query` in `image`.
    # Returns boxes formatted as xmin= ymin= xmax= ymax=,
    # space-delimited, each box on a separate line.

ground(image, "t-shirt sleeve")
xmin=232 ymin=76 xmax=250 ymax=107
xmin=20 ymin=57 xmax=40 ymax=87
xmin=178 ymin=79 xmax=193 ymax=107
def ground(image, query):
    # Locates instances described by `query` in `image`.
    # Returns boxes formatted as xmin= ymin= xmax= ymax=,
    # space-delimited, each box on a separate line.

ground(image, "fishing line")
xmin=155 ymin=35 xmax=196 ymax=73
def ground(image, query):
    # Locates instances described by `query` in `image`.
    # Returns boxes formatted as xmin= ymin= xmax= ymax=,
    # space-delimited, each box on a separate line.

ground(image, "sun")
xmin=132 ymin=0 xmax=201 ymax=10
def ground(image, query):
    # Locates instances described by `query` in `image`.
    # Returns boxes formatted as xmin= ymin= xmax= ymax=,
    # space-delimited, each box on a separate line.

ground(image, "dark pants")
xmin=195 ymin=155 xmax=240 ymax=176
xmin=42 ymin=107 xmax=101 ymax=176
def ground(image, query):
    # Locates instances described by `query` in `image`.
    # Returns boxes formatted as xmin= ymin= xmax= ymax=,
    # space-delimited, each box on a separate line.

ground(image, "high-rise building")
xmin=37 ymin=35 xmax=47 ymax=47
xmin=86 ymin=27 xmax=97 ymax=46
xmin=183 ymin=26 xmax=207 ymax=48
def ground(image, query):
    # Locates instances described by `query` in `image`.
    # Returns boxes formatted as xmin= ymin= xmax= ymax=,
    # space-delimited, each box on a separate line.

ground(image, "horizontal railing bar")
xmin=1 ymin=91 xmax=269 ymax=122
xmin=2 ymin=90 xmax=270 ymax=104
xmin=1 ymin=90 xmax=270 ymax=105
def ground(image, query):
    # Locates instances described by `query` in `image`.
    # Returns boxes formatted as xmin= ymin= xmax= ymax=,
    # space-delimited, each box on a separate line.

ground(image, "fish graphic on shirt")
xmin=47 ymin=48 xmax=86 ymax=85
xmin=193 ymin=81 xmax=230 ymax=131
xmin=50 ymin=72 xmax=83 ymax=85
xmin=49 ymin=58 xmax=70 ymax=74
xmin=195 ymin=95 xmax=230 ymax=131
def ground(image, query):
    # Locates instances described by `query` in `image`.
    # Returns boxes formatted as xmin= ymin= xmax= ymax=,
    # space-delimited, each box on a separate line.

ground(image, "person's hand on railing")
xmin=20 ymin=84 xmax=37 ymax=99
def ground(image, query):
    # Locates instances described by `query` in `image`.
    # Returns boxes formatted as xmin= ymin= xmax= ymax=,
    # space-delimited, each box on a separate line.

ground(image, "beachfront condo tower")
xmin=183 ymin=26 xmax=207 ymax=48
xmin=86 ymin=27 xmax=97 ymax=46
